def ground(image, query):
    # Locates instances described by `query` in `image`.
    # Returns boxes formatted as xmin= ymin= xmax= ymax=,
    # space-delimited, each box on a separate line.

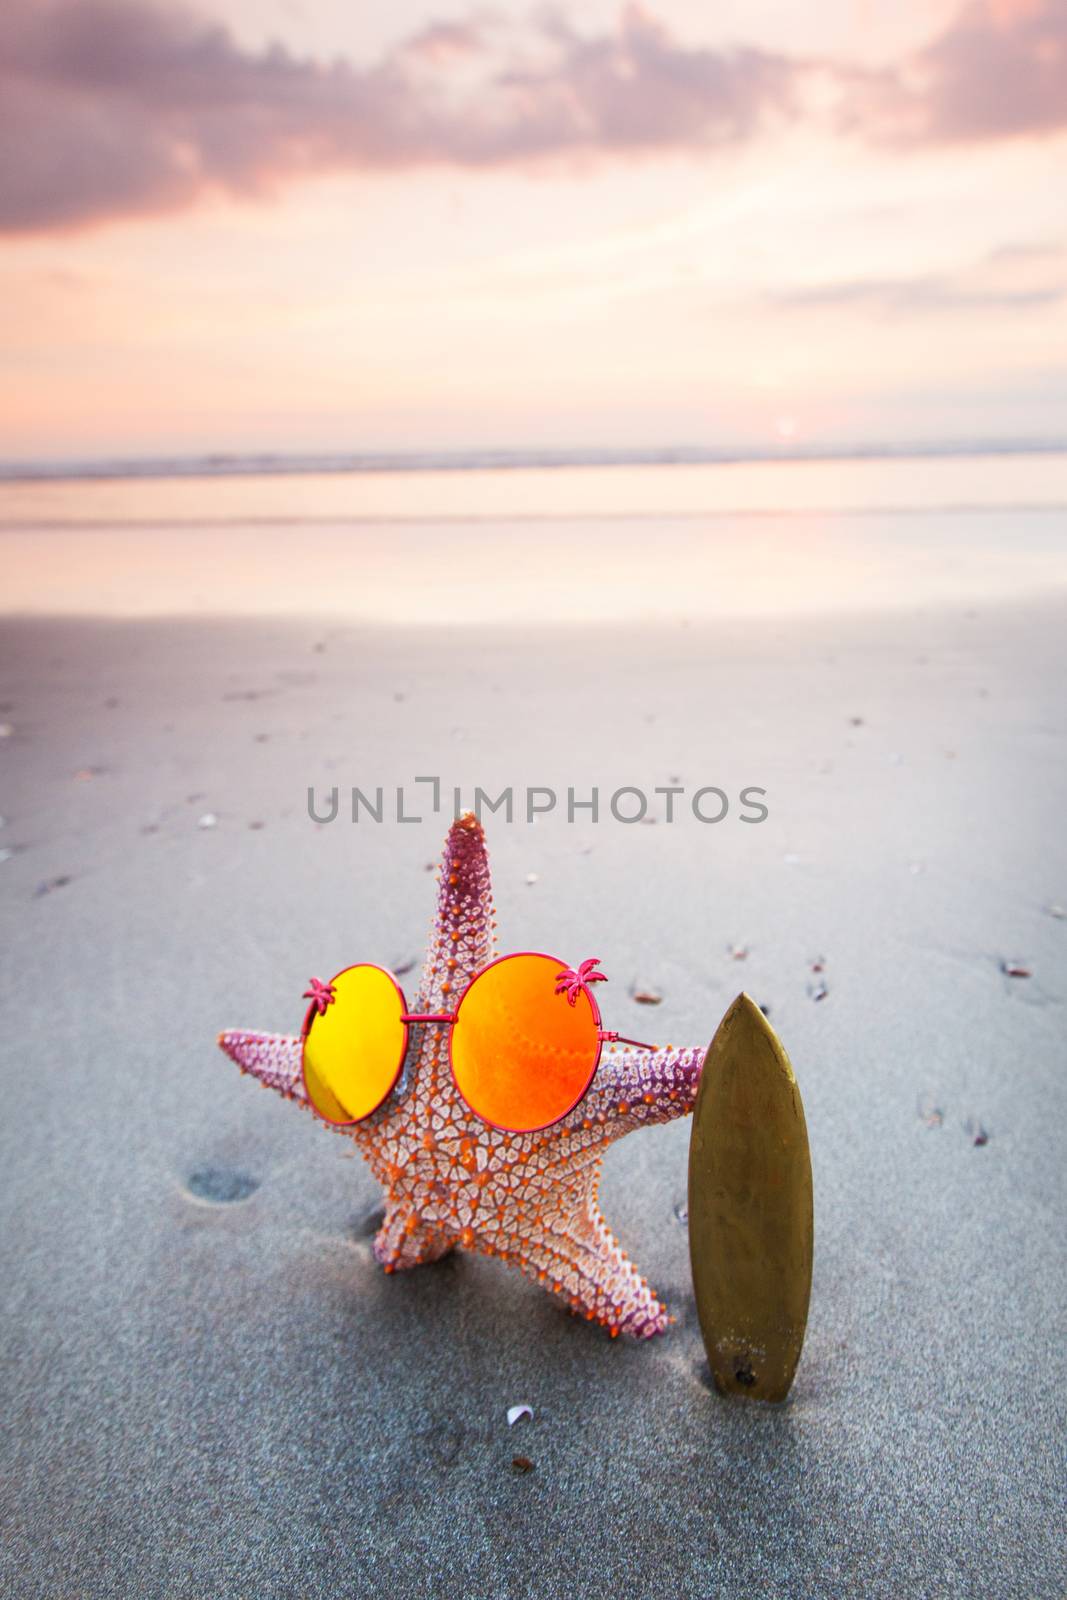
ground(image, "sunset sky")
xmin=1 ymin=0 xmax=1065 ymax=460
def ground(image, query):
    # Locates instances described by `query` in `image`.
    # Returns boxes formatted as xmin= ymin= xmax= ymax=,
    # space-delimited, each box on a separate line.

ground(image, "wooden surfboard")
xmin=688 ymin=994 xmax=813 ymax=1402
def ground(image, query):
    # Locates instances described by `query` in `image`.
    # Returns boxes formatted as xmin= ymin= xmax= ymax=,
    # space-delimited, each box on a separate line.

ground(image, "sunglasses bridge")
xmin=400 ymin=1011 xmax=654 ymax=1051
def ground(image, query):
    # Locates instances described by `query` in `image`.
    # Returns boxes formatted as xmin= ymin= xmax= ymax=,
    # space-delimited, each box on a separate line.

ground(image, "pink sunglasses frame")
xmin=300 ymin=951 xmax=655 ymax=1134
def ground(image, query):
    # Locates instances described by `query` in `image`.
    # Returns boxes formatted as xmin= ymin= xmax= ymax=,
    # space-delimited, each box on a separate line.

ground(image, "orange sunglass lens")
xmin=302 ymin=965 xmax=407 ymax=1124
xmin=450 ymin=953 xmax=599 ymax=1132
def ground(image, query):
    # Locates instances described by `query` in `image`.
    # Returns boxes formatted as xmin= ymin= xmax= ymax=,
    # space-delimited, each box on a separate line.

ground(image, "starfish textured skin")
xmin=218 ymin=814 xmax=706 ymax=1338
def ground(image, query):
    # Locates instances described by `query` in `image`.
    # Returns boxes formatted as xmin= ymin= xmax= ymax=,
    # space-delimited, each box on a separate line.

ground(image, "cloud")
xmin=776 ymin=276 xmax=1063 ymax=314
xmin=2 ymin=0 xmax=1066 ymax=236
xmin=0 ymin=0 xmax=797 ymax=233
xmin=772 ymin=244 xmax=1067 ymax=317
xmin=845 ymin=0 xmax=1067 ymax=144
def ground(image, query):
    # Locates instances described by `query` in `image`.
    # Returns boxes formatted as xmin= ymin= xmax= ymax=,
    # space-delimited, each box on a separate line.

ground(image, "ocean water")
xmin=1 ymin=452 xmax=1065 ymax=621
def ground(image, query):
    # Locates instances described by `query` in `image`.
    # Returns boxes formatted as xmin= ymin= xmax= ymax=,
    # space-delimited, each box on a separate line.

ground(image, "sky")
xmin=1 ymin=0 xmax=1066 ymax=460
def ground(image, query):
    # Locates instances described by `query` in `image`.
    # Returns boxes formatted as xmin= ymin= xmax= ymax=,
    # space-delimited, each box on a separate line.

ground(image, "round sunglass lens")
xmin=302 ymin=965 xmax=407 ymax=1124
xmin=450 ymin=953 xmax=600 ymax=1132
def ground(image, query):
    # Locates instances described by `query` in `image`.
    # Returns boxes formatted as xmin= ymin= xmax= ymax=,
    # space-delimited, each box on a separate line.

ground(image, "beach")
xmin=1 ymin=469 xmax=1065 ymax=1598
xmin=6 ymin=0 xmax=1067 ymax=1579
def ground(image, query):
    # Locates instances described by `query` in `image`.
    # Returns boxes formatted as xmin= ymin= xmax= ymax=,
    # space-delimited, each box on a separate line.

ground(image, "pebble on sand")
xmin=34 ymin=875 xmax=72 ymax=898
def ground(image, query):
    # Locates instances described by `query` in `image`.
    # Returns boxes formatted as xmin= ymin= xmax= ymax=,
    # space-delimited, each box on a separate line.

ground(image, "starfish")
xmin=218 ymin=814 xmax=706 ymax=1338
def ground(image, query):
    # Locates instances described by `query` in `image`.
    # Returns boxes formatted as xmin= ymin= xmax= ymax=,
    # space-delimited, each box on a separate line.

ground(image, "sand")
xmin=1 ymin=601 xmax=1064 ymax=1598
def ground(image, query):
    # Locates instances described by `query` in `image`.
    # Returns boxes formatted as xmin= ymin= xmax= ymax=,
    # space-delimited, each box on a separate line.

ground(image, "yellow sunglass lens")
xmin=451 ymin=953 xmax=599 ymax=1132
xmin=302 ymin=965 xmax=407 ymax=1124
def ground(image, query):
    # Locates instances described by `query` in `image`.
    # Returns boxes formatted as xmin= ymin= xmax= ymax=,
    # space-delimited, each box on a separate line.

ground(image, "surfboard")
xmin=688 ymin=994 xmax=813 ymax=1402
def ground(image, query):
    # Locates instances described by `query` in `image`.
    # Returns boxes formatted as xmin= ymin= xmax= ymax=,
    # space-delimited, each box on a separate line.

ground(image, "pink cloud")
xmin=0 ymin=0 xmax=796 ymax=233
xmin=0 ymin=0 xmax=796 ymax=232
xmin=846 ymin=0 xmax=1067 ymax=143
xmin=1 ymin=0 xmax=1065 ymax=236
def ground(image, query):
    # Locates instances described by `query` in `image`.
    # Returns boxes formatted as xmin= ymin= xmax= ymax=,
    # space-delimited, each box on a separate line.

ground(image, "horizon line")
xmin=2 ymin=436 xmax=1067 ymax=484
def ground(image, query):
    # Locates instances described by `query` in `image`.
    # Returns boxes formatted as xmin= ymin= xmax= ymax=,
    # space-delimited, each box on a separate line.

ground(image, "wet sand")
xmin=1 ymin=601 xmax=1065 ymax=1598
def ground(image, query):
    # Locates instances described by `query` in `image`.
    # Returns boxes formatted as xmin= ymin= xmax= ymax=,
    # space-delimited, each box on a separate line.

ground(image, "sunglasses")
xmin=300 ymin=953 xmax=656 ymax=1134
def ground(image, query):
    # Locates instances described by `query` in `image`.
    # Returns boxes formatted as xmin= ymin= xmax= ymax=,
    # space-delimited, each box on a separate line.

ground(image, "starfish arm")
xmin=470 ymin=1184 xmax=669 ymax=1338
xmin=217 ymin=1030 xmax=310 ymax=1106
xmin=574 ymin=1043 xmax=705 ymax=1143
xmin=414 ymin=812 xmax=496 ymax=1013
xmin=373 ymin=1199 xmax=456 ymax=1271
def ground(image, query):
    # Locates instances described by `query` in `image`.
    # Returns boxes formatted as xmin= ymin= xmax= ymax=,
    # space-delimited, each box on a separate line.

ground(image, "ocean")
xmin=1 ymin=449 xmax=1065 ymax=621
